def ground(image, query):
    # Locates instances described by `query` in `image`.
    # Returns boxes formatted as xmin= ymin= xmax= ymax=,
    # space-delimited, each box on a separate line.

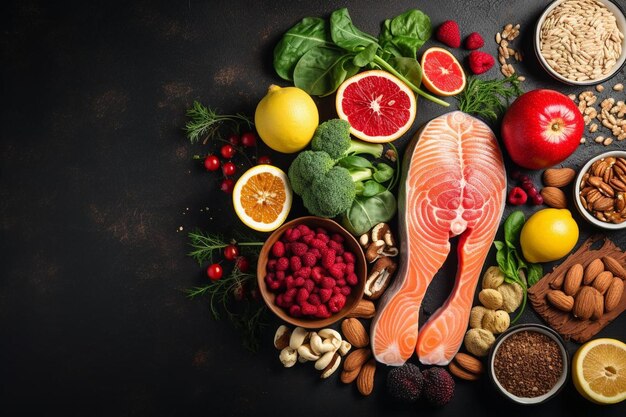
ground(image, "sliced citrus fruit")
xmin=420 ymin=47 xmax=466 ymax=96
xmin=232 ymin=165 xmax=292 ymax=232
xmin=572 ymin=338 xmax=626 ymax=404
xmin=335 ymin=70 xmax=416 ymax=143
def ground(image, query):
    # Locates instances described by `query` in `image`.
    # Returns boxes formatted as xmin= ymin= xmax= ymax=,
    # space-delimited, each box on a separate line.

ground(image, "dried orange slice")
xmin=572 ymin=338 xmax=626 ymax=404
xmin=420 ymin=47 xmax=466 ymax=97
xmin=233 ymin=164 xmax=292 ymax=232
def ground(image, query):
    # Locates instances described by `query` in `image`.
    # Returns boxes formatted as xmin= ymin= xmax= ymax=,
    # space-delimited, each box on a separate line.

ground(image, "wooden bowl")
xmin=257 ymin=216 xmax=366 ymax=329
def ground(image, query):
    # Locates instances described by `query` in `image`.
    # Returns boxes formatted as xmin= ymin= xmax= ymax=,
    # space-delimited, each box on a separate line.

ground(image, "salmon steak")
xmin=370 ymin=111 xmax=506 ymax=366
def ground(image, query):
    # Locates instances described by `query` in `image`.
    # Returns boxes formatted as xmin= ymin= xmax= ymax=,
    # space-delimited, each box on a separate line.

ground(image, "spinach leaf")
xmin=273 ymin=17 xmax=332 ymax=81
xmin=504 ymin=210 xmax=525 ymax=249
xmin=378 ymin=10 xmax=431 ymax=58
xmin=372 ymin=162 xmax=394 ymax=183
xmin=293 ymin=46 xmax=353 ymax=96
xmin=330 ymin=8 xmax=379 ymax=53
xmin=526 ymin=263 xmax=543 ymax=286
xmin=387 ymin=57 xmax=423 ymax=88
xmin=341 ymin=190 xmax=397 ymax=236
xmin=338 ymin=155 xmax=373 ymax=169
xmin=353 ymin=43 xmax=378 ymax=67
xmin=361 ymin=180 xmax=386 ymax=197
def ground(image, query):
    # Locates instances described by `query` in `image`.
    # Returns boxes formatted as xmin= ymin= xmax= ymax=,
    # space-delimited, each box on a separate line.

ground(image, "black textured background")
xmin=1 ymin=0 xmax=625 ymax=416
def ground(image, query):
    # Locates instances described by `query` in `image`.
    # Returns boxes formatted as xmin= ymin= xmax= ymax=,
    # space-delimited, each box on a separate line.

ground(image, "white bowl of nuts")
xmin=574 ymin=151 xmax=626 ymax=229
xmin=535 ymin=0 xmax=626 ymax=85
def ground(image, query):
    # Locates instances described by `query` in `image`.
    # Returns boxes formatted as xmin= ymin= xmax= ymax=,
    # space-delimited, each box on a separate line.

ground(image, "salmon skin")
xmin=370 ymin=111 xmax=506 ymax=366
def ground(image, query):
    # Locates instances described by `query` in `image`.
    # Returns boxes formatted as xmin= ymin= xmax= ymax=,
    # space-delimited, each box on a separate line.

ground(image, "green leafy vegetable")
xmin=342 ymin=190 xmax=397 ymax=235
xmin=330 ymin=8 xmax=379 ymax=53
xmin=379 ymin=9 xmax=431 ymax=58
xmin=293 ymin=47 xmax=357 ymax=97
xmin=493 ymin=210 xmax=543 ymax=324
xmin=457 ymin=75 xmax=523 ymax=121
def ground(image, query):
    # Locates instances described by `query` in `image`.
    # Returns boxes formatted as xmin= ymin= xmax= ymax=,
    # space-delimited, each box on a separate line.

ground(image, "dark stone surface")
xmin=1 ymin=0 xmax=625 ymax=416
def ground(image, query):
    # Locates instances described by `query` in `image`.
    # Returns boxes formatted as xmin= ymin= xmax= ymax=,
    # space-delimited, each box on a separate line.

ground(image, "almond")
xmin=448 ymin=360 xmax=479 ymax=381
xmin=546 ymin=290 xmax=575 ymax=312
xmin=453 ymin=352 xmax=484 ymax=375
xmin=573 ymin=286 xmax=599 ymax=320
xmin=356 ymin=359 xmax=376 ymax=396
xmin=340 ymin=366 xmax=361 ymax=384
xmin=563 ymin=264 xmax=584 ymax=296
xmin=347 ymin=299 xmax=376 ymax=319
xmin=343 ymin=348 xmax=371 ymax=372
xmin=602 ymin=256 xmax=626 ymax=279
xmin=605 ymin=277 xmax=624 ymax=312
xmin=543 ymin=167 xmax=576 ymax=187
xmin=591 ymin=291 xmax=604 ymax=320
xmin=549 ymin=273 xmax=565 ymax=290
xmin=541 ymin=187 xmax=567 ymax=209
xmin=341 ymin=318 xmax=369 ymax=348
xmin=583 ymin=258 xmax=605 ymax=285
xmin=592 ymin=271 xmax=614 ymax=294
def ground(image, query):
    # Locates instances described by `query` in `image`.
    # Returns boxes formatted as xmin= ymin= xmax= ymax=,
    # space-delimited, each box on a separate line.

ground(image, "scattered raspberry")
xmin=346 ymin=272 xmax=358 ymax=286
xmin=301 ymin=252 xmax=316 ymax=267
xmin=276 ymin=257 xmax=289 ymax=271
xmin=340 ymin=286 xmax=351 ymax=296
xmin=308 ymin=293 xmax=321 ymax=306
xmin=271 ymin=241 xmax=285 ymax=258
xmin=328 ymin=294 xmax=346 ymax=313
xmin=468 ymin=51 xmax=495 ymax=74
xmin=294 ymin=266 xmax=311 ymax=280
xmin=290 ymin=242 xmax=308 ymax=257
xmin=310 ymin=238 xmax=327 ymax=250
xmin=507 ymin=186 xmax=528 ymax=205
xmin=436 ymin=20 xmax=461 ymax=48
xmin=301 ymin=302 xmax=317 ymax=316
xmin=296 ymin=288 xmax=309 ymax=304
xmin=294 ymin=276 xmax=305 ymax=287
xmin=330 ymin=233 xmax=344 ymax=243
xmin=315 ymin=304 xmax=331 ymax=318
xmin=290 ymin=255 xmax=302 ymax=272
xmin=283 ymin=227 xmax=301 ymax=242
xmin=315 ymin=232 xmax=330 ymax=243
xmin=464 ymin=32 xmax=484 ymax=50
xmin=296 ymin=224 xmax=313 ymax=236
xmin=343 ymin=251 xmax=355 ymax=264
xmin=289 ymin=304 xmax=302 ymax=317
xmin=321 ymin=248 xmax=336 ymax=269
xmin=321 ymin=277 xmax=335 ymax=289
xmin=328 ymin=264 xmax=345 ymax=280
xmin=319 ymin=288 xmax=332 ymax=303
xmin=303 ymin=278 xmax=315 ymax=293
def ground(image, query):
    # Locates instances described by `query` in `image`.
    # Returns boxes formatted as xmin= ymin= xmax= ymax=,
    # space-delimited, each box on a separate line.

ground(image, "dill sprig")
xmin=187 ymin=229 xmax=263 ymax=265
xmin=185 ymin=101 xmax=253 ymax=144
xmin=457 ymin=75 xmax=523 ymax=122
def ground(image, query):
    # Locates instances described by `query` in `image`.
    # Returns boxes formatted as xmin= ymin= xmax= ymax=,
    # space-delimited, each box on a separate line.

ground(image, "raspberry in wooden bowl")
xmin=257 ymin=216 xmax=366 ymax=329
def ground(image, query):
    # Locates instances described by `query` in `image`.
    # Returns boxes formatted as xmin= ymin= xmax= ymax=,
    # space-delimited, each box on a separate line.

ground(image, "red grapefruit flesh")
xmin=420 ymin=47 xmax=466 ymax=97
xmin=335 ymin=70 xmax=417 ymax=143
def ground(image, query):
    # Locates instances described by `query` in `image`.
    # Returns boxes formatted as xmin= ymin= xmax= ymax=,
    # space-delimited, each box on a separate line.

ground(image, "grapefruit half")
xmin=420 ymin=47 xmax=466 ymax=97
xmin=335 ymin=70 xmax=417 ymax=143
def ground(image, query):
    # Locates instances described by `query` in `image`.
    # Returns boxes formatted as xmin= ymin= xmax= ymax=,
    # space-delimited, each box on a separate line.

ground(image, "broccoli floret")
xmin=287 ymin=150 xmax=335 ymax=195
xmin=311 ymin=119 xmax=383 ymax=159
xmin=301 ymin=166 xmax=357 ymax=218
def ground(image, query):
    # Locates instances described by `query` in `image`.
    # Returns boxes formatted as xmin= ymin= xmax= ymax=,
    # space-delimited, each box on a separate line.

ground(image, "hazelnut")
xmin=479 ymin=288 xmax=504 ymax=310
xmin=469 ymin=306 xmax=489 ymax=329
xmin=497 ymin=282 xmax=524 ymax=313
xmin=482 ymin=266 xmax=505 ymax=289
xmin=481 ymin=310 xmax=510 ymax=334
xmin=464 ymin=328 xmax=496 ymax=357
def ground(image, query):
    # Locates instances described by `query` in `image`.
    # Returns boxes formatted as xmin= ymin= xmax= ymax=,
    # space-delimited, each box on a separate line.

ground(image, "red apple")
xmin=501 ymin=89 xmax=584 ymax=170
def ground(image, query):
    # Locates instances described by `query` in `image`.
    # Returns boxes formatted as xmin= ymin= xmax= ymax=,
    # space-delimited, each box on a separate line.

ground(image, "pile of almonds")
xmin=541 ymin=167 xmax=576 ymax=209
xmin=578 ymin=156 xmax=626 ymax=224
xmin=570 ymin=86 xmax=626 ymax=146
xmin=448 ymin=352 xmax=484 ymax=381
xmin=495 ymin=23 xmax=525 ymax=79
xmin=340 ymin=318 xmax=376 ymax=396
xmin=546 ymin=256 xmax=625 ymax=320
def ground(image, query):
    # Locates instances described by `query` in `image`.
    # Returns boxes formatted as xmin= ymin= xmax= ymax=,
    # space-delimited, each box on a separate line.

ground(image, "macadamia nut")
xmin=481 ymin=309 xmax=510 ymax=334
xmin=469 ymin=306 xmax=489 ymax=329
xmin=497 ymin=282 xmax=524 ymax=313
xmin=479 ymin=288 xmax=503 ymax=310
xmin=464 ymin=328 xmax=496 ymax=357
xmin=482 ymin=266 xmax=505 ymax=289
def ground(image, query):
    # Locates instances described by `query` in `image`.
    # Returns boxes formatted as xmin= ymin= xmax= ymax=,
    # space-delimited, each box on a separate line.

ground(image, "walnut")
xmin=464 ymin=328 xmax=496 ymax=357
xmin=482 ymin=266 xmax=505 ymax=289
xmin=469 ymin=306 xmax=489 ymax=329
xmin=478 ymin=288 xmax=503 ymax=310
xmin=497 ymin=282 xmax=524 ymax=313
xmin=481 ymin=309 xmax=510 ymax=334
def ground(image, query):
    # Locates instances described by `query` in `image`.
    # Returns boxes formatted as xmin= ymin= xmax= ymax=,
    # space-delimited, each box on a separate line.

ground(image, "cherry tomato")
xmin=203 ymin=155 xmax=220 ymax=171
xmin=241 ymin=132 xmax=257 ymax=147
xmin=222 ymin=161 xmax=236 ymax=177
xmin=235 ymin=256 xmax=250 ymax=272
xmin=223 ymin=244 xmax=239 ymax=261
xmin=220 ymin=178 xmax=235 ymax=194
xmin=228 ymin=134 xmax=240 ymax=146
xmin=257 ymin=155 xmax=272 ymax=165
xmin=207 ymin=263 xmax=223 ymax=280
xmin=221 ymin=144 xmax=236 ymax=159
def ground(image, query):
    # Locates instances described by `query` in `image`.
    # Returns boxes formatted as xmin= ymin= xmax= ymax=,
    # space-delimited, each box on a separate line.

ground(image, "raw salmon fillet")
xmin=370 ymin=111 xmax=506 ymax=366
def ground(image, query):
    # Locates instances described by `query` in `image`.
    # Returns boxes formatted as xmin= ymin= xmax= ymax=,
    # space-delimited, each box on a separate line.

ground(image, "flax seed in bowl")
xmin=535 ymin=0 xmax=626 ymax=85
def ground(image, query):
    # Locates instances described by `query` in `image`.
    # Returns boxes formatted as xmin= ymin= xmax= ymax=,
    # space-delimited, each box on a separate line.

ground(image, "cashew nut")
xmin=359 ymin=233 xmax=369 ymax=247
xmin=338 ymin=340 xmax=352 ymax=356
xmin=279 ymin=347 xmax=298 ymax=368
xmin=318 ymin=328 xmax=342 ymax=342
xmin=320 ymin=353 xmax=341 ymax=379
xmin=310 ymin=331 xmax=336 ymax=354
xmin=274 ymin=325 xmax=292 ymax=350
xmin=297 ymin=343 xmax=321 ymax=361
xmin=315 ymin=350 xmax=336 ymax=370
xmin=289 ymin=326 xmax=309 ymax=349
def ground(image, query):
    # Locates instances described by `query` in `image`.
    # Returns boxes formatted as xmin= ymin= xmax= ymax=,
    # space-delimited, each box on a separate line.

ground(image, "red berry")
xmin=290 ymin=242 xmax=308 ymax=257
xmin=222 ymin=161 xmax=236 ymax=177
xmin=436 ymin=20 xmax=461 ymax=48
xmin=228 ymin=134 xmax=240 ymax=146
xmin=328 ymin=294 xmax=346 ymax=313
xmin=315 ymin=304 xmax=331 ymax=318
xmin=521 ymin=180 xmax=535 ymax=192
xmin=531 ymin=194 xmax=544 ymax=205
xmin=257 ymin=155 xmax=272 ymax=165
xmin=464 ymin=32 xmax=485 ymax=50
xmin=235 ymin=256 xmax=250 ymax=272
xmin=301 ymin=302 xmax=318 ymax=316
xmin=220 ymin=178 xmax=235 ymax=193
xmin=241 ymin=132 xmax=257 ymax=147
xmin=220 ymin=144 xmax=236 ymax=159
xmin=468 ymin=51 xmax=495 ymax=74
xmin=301 ymin=252 xmax=316 ymax=267
xmin=527 ymin=187 xmax=539 ymax=198
xmin=276 ymin=257 xmax=289 ymax=271
xmin=319 ymin=288 xmax=332 ymax=303
xmin=271 ymin=241 xmax=286 ymax=258
xmin=507 ymin=186 xmax=528 ymax=205
xmin=203 ymin=155 xmax=220 ymax=171
xmin=290 ymin=256 xmax=302 ymax=272
xmin=207 ymin=263 xmax=223 ymax=280
xmin=223 ymin=244 xmax=239 ymax=261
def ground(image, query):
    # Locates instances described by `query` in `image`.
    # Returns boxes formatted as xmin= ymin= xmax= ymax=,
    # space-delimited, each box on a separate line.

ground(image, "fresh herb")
xmin=457 ymin=75 xmax=523 ymax=121
xmin=184 ymin=101 xmax=253 ymax=144
xmin=187 ymin=229 xmax=263 ymax=265
xmin=273 ymin=8 xmax=448 ymax=106
xmin=493 ymin=210 xmax=543 ymax=324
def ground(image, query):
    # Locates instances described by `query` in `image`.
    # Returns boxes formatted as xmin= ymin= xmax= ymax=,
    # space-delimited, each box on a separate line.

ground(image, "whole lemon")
xmin=520 ymin=208 xmax=579 ymax=263
xmin=254 ymin=85 xmax=319 ymax=154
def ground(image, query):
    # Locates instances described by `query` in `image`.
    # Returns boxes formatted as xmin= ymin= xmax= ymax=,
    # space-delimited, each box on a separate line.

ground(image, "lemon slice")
xmin=572 ymin=338 xmax=626 ymax=404
xmin=232 ymin=164 xmax=292 ymax=232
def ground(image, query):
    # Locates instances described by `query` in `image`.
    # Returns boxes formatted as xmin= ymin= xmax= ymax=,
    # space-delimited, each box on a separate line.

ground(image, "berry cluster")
xmin=508 ymin=171 xmax=543 ymax=206
xmin=265 ymin=224 xmax=359 ymax=319
xmin=435 ymin=20 xmax=494 ymax=75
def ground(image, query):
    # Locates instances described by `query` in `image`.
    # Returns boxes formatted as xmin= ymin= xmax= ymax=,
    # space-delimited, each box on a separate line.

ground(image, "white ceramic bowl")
xmin=534 ymin=0 xmax=626 ymax=86
xmin=573 ymin=151 xmax=626 ymax=230
xmin=488 ymin=324 xmax=569 ymax=405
